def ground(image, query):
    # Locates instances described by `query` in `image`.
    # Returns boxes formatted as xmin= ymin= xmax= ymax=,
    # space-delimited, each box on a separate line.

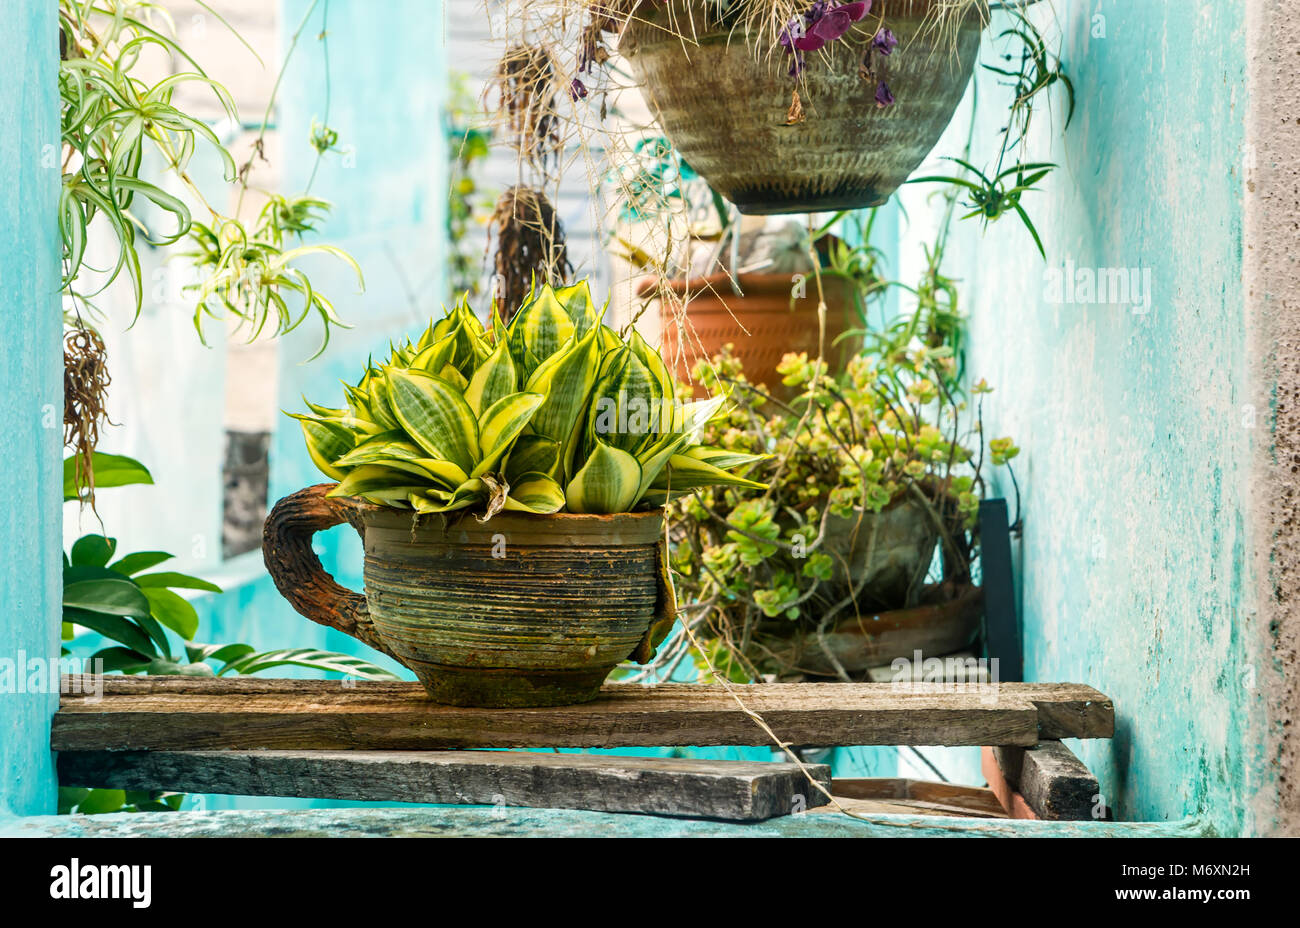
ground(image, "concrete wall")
xmin=888 ymin=0 xmax=1293 ymax=834
xmin=0 ymin=4 xmax=61 ymax=817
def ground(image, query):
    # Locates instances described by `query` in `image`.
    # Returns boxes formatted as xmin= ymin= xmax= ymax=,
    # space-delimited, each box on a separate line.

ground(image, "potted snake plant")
xmin=263 ymin=280 xmax=766 ymax=707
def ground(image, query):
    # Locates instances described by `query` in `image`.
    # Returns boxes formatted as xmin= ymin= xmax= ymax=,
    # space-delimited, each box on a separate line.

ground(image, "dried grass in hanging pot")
xmin=63 ymin=324 xmax=114 ymax=509
xmin=489 ymin=186 xmax=573 ymax=322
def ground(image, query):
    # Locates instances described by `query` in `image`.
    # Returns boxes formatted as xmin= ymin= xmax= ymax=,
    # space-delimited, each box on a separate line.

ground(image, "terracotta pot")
xmin=262 ymin=485 xmax=673 ymax=707
xmin=766 ymin=585 xmax=984 ymax=676
xmin=620 ymin=0 xmax=985 ymax=214
xmin=648 ymin=272 xmax=862 ymax=399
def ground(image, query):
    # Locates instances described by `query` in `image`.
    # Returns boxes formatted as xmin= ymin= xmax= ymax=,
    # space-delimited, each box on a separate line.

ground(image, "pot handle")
xmin=261 ymin=483 xmax=397 ymax=660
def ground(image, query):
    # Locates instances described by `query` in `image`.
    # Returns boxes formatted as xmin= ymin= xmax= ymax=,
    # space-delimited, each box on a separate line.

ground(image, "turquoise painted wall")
xmin=891 ymin=0 xmax=1262 ymax=833
xmin=198 ymin=0 xmax=452 ymax=669
xmin=0 ymin=4 xmax=61 ymax=817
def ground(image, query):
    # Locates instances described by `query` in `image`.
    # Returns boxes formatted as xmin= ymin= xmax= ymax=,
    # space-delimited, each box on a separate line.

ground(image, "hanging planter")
xmin=649 ymin=271 xmax=863 ymax=399
xmin=619 ymin=0 xmax=985 ymax=214
xmin=264 ymin=487 xmax=674 ymax=707
xmin=264 ymin=280 xmax=767 ymax=706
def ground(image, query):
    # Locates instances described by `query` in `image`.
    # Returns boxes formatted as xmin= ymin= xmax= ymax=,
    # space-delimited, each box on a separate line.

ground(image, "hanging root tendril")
xmin=63 ymin=324 xmax=114 ymax=510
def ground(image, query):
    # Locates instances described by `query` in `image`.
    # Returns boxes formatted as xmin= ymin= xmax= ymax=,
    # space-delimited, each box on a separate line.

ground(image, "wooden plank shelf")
xmin=57 ymin=749 xmax=831 ymax=823
xmin=54 ymin=676 xmax=1113 ymax=751
xmin=983 ymin=741 xmax=1103 ymax=821
xmin=817 ymin=778 xmax=1011 ymax=819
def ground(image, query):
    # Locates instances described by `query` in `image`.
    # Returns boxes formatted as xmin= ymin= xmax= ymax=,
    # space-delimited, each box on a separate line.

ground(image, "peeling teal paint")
xmin=0 ymin=4 xmax=61 ymax=819
xmin=891 ymin=0 xmax=1267 ymax=834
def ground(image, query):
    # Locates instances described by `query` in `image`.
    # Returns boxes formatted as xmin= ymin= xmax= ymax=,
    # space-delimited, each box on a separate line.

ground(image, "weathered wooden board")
xmin=815 ymin=778 xmax=1009 ymax=819
xmin=56 ymin=749 xmax=829 ymax=822
xmin=1000 ymin=741 xmax=1100 ymax=821
xmin=987 ymin=742 xmax=1101 ymax=821
xmin=831 ymin=777 xmax=1009 ymax=818
xmin=54 ymin=677 xmax=1113 ymax=751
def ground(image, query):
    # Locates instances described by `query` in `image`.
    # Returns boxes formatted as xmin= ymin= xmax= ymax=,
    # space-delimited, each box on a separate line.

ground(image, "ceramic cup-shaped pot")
xmin=262 ymin=484 xmax=673 ymax=707
xmin=620 ymin=0 xmax=985 ymax=214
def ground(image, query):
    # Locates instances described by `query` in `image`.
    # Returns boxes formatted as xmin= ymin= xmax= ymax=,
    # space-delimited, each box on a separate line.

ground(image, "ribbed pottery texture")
xmin=650 ymin=272 xmax=861 ymax=399
xmin=620 ymin=0 xmax=984 ymax=214
xmin=359 ymin=507 xmax=666 ymax=707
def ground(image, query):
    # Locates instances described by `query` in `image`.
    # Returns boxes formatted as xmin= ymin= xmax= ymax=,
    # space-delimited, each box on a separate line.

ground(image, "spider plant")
xmin=58 ymin=0 xmax=360 ymax=354
xmin=908 ymin=158 xmax=1056 ymax=259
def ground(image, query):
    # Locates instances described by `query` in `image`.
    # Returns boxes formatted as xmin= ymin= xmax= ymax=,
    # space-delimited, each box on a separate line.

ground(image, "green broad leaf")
xmin=435 ymin=361 xmax=468 ymax=392
xmin=676 ymin=394 xmax=727 ymax=436
xmin=525 ymin=326 xmax=603 ymax=445
xmin=464 ymin=337 xmax=521 ymax=416
xmin=503 ymin=472 xmax=566 ymax=514
xmin=108 ymin=550 xmax=174 ymax=575
xmin=63 ymin=577 xmax=151 ymax=617
xmin=555 ymin=279 xmax=600 ymax=337
xmin=472 ymin=392 xmax=545 ymax=478
xmin=63 ymin=452 xmax=153 ymax=501
xmin=512 ymin=283 xmax=576 ymax=363
xmin=185 ymin=642 xmax=255 ymax=664
xmin=333 ymin=434 xmax=419 ymax=466
xmin=650 ymin=453 xmax=770 ymax=493
xmin=135 ymin=572 xmax=222 ymax=594
xmin=411 ymin=331 xmax=458 ymax=376
xmin=385 ymin=368 xmax=480 ymax=473
xmin=451 ymin=477 xmax=494 ymax=511
xmin=586 ymin=346 xmax=661 ymax=456
xmin=328 ymin=464 xmax=431 ymax=501
xmin=75 ymin=789 xmax=128 ymax=815
xmin=682 ymin=445 xmax=769 ymax=470
xmin=415 ymin=321 xmax=438 ymax=352
xmin=504 ymin=434 xmax=562 ymax=483
xmin=590 ymin=324 xmax=619 ymax=354
xmin=142 ymin=587 xmax=200 ymax=641
xmin=565 ymin=440 xmax=643 ymax=514
xmin=627 ymin=327 xmax=674 ymax=404
xmin=339 ymin=452 xmax=467 ymax=489
xmin=70 ymin=534 xmax=116 ymax=568
xmin=218 ymin=647 xmax=399 ymax=680
xmin=292 ymin=414 xmax=357 ymax=480
xmin=366 ymin=372 xmax=401 ymax=430
xmin=342 ymin=381 xmax=374 ymax=421
xmin=63 ymin=608 xmax=159 ymax=658
xmin=632 ymin=431 xmax=695 ymax=502
xmin=63 ymin=564 xmax=126 ymax=585
xmin=89 ymin=646 xmax=154 ymax=674
xmin=407 ymin=484 xmax=451 ymax=505
xmin=304 ymin=397 xmax=348 ymax=419
xmin=58 ymin=787 xmax=91 ymax=815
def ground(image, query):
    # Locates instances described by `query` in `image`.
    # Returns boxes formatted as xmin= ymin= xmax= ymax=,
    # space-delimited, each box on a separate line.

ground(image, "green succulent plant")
xmin=293 ymin=280 xmax=768 ymax=516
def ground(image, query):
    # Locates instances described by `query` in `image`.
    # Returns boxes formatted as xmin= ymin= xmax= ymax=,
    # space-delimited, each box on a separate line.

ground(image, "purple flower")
xmin=872 ymin=27 xmax=899 ymax=56
xmin=875 ymin=80 xmax=895 ymax=108
xmin=569 ymin=77 xmax=588 ymax=100
xmin=782 ymin=2 xmax=871 ymax=77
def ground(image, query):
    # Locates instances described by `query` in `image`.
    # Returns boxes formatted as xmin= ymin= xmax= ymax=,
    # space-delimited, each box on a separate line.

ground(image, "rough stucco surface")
xmin=1246 ymin=0 xmax=1300 ymax=837
xmin=898 ymin=0 xmax=1278 ymax=833
xmin=0 ymin=5 xmax=60 ymax=818
xmin=0 ymin=805 xmax=1213 ymax=838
